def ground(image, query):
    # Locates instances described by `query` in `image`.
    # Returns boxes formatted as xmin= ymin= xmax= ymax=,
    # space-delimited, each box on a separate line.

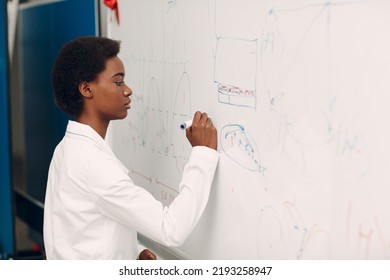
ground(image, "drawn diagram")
xmin=209 ymin=0 xmax=259 ymax=109
xmin=144 ymin=72 xmax=192 ymax=158
xmin=220 ymin=124 xmax=263 ymax=173
xmin=257 ymin=202 xmax=331 ymax=259
xmin=214 ymin=38 xmax=258 ymax=109
xmin=209 ymin=0 xmax=264 ymax=174
xmin=108 ymin=0 xmax=390 ymax=259
xmin=261 ymin=1 xmax=338 ymax=147
xmin=110 ymin=0 xmax=194 ymax=204
xmin=260 ymin=0 xmax=385 ymax=147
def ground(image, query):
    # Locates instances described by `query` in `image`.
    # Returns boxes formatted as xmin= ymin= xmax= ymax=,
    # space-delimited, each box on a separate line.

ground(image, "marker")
xmin=180 ymin=116 xmax=214 ymax=130
xmin=180 ymin=119 xmax=193 ymax=130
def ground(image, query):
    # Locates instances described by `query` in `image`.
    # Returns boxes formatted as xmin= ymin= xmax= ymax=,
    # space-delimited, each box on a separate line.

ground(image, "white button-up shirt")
xmin=43 ymin=121 xmax=219 ymax=259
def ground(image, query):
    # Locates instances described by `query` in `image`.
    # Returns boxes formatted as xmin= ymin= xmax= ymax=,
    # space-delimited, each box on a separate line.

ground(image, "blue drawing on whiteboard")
xmin=220 ymin=124 xmax=262 ymax=172
xmin=166 ymin=0 xmax=177 ymax=13
xmin=214 ymin=38 xmax=258 ymax=109
xmin=257 ymin=202 xmax=331 ymax=259
xmin=209 ymin=0 xmax=258 ymax=110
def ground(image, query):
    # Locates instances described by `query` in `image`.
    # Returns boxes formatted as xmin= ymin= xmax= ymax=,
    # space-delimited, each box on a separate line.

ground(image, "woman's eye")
xmin=115 ymin=81 xmax=124 ymax=86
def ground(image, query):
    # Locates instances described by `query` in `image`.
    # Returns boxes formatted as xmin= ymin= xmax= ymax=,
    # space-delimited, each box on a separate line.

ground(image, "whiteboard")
xmin=107 ymin=0 xmax=390 ymax=259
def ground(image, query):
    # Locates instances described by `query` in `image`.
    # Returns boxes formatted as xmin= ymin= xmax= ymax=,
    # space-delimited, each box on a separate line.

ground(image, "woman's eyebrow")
xmin=111 ymin=72 xmax=125 ymax=78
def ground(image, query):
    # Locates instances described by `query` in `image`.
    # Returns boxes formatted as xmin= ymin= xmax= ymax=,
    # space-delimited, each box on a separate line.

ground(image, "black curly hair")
xmin=51 ymin=36 xmax=120 ymax=117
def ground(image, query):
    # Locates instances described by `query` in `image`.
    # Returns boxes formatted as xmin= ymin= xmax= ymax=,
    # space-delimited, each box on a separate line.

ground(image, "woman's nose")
xmin=124 ymin=85 xmax=133 ymax=96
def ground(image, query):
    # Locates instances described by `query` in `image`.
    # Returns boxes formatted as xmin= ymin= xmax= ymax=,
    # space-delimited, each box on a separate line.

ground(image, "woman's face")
xmin=88 ymin=56 xmax=132 ymax=121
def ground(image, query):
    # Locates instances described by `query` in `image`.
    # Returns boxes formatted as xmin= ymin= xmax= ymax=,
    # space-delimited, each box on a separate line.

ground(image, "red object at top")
xmin=104 ymin=0 xmax=120 ymax=24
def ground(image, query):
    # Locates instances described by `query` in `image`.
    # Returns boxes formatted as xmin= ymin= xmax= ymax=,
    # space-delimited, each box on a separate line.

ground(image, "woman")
xmin=43 ymin=36 xmax=219 ymax=259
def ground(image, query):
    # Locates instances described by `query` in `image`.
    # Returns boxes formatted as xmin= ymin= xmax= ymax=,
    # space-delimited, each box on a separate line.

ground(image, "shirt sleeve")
xmin=89 ymin=146 xmax=219 ymax=247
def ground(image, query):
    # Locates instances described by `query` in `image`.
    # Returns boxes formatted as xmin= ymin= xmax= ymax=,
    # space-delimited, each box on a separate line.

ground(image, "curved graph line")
xmin=173 ymin=71 xmax=191 ymax=117
xmin=171 ymin=71 xmax=192 ymax=173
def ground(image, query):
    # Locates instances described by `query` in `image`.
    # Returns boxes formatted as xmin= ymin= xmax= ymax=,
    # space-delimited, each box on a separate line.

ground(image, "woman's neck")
xmin=76 ymin=114 xmax=109 ymax=139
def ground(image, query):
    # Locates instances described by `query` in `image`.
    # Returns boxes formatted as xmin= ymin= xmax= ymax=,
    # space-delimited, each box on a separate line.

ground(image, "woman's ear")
xmin=79 ymin=81 xmax=93 ymax=99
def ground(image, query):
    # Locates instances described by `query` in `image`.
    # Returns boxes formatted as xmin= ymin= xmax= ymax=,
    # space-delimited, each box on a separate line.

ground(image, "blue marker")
xmin=180 ymin=119 xmax=193 ymax=130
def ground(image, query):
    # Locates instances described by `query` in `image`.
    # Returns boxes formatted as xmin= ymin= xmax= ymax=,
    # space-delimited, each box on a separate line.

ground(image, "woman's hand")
xmin=138 ymin=249 xmax=157 ymax=260
xmin=186 ymin=111 xmax=217 ymax=150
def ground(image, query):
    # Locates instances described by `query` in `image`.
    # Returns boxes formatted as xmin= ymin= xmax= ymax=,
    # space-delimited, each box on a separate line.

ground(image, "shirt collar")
xmin=66 ymin=121 xmax=114 ymax=159
xmin=65 ymin=121 xmax=128 ymax=173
